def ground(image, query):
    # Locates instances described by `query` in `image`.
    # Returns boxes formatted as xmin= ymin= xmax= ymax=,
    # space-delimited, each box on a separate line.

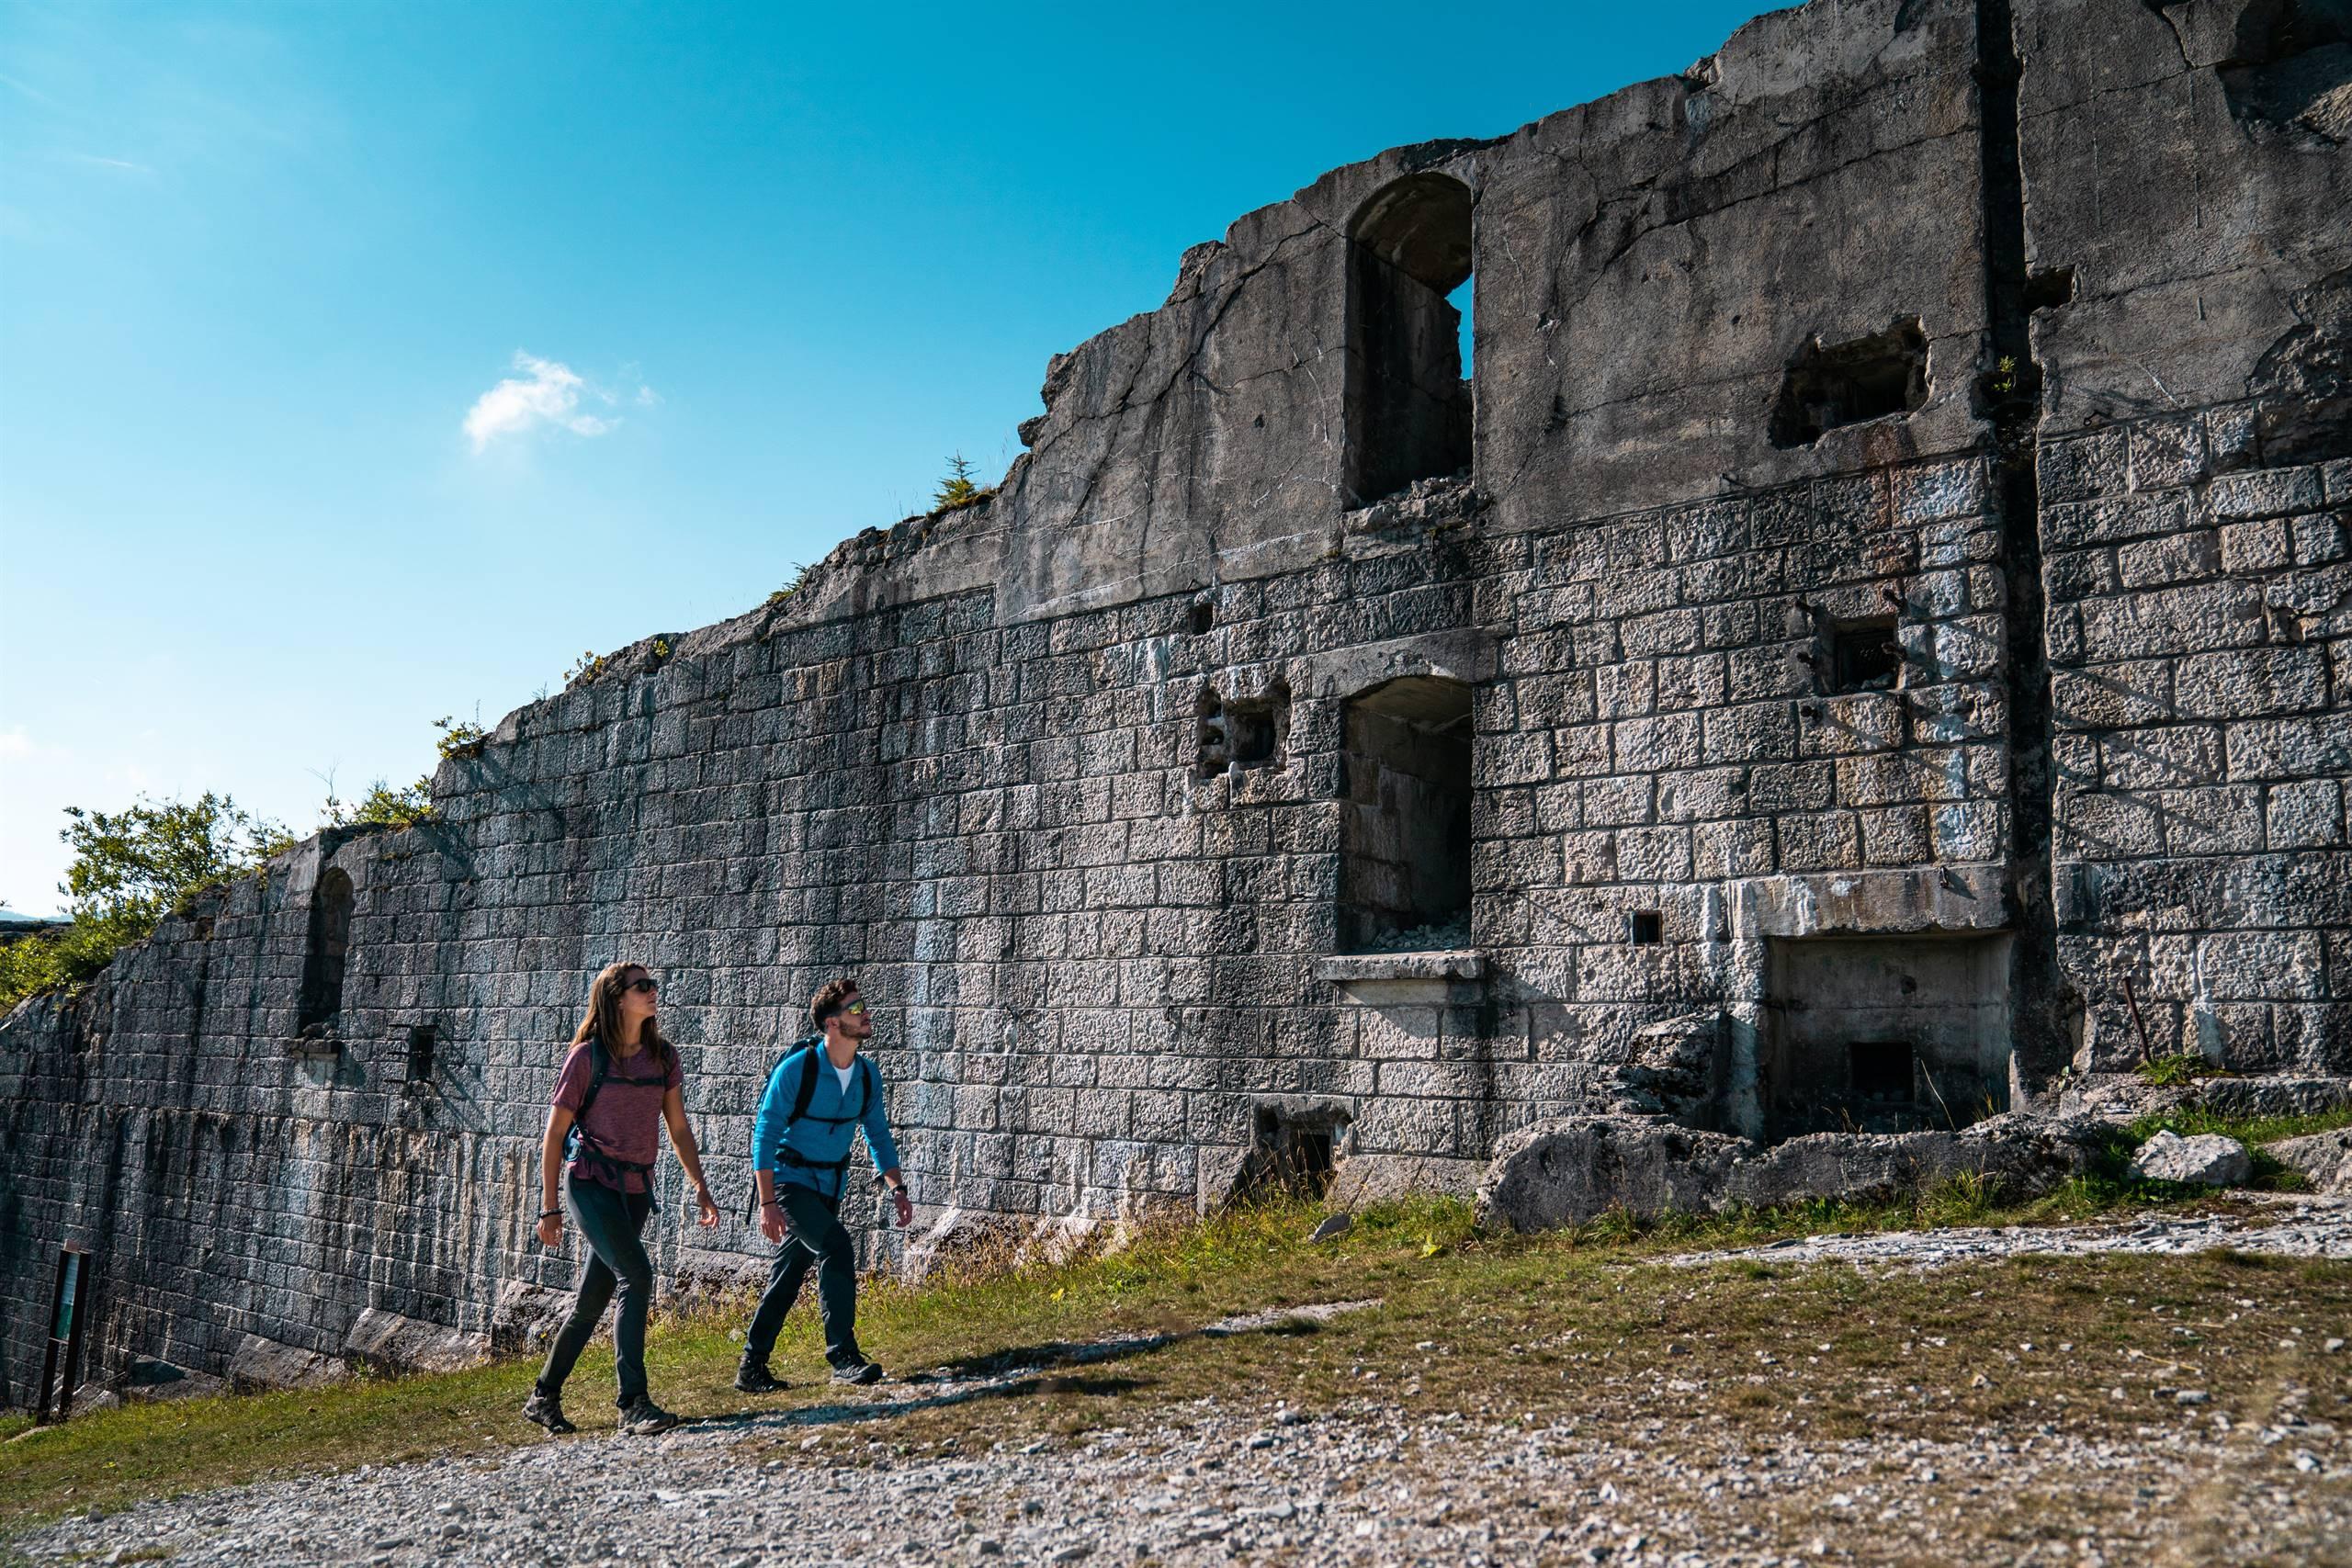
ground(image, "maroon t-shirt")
xmin=552 ymin=1039 xmax=681 ymax=1193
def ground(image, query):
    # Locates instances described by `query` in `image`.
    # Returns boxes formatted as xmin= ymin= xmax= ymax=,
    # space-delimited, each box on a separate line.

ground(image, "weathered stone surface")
xmin=228 ymin=1335 xmax=348 ymax=1394
xmin=7 ymin=0 xmax=2352 ymax=1404
xmin=2056 ymin=1076 xmax=2204 ymax=1122
xmin=1600 ymin=1011 xmax=1724 ymax=1124
xmin=2267 ymin=1127 xmax=2352 ymax=1194
xmin=119 ymin=1357 xmax=230 ymax=1404
xmin=1476 ymin=1112 xmax=2108 ymax=1233
xmin=1475 ymin=1118 xmax=1750 ymax=1233
xmin=1324 ymin=1153 xmax=1487 ymax=1212
xmin=2062 ymin=1074 xmax=2352 ymax=1122
xmin=488 ymin=1281 xmax=575 ymax=1357
xmin=2129 ymin=1130 xmax=2255 ymax=1187
xmin=2194 ymin=1076 xmax=2352 ymax=1120
xmin=342 ymin=1310 xmax=489 ymax=1377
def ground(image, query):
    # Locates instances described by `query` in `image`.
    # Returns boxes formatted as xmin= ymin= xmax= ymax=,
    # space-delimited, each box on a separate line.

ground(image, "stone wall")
xmin=6 ymin=0 xmax=2347 ymax=1405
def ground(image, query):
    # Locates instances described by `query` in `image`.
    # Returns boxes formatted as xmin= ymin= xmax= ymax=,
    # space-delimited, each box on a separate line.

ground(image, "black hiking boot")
xmin=521 ymin=1385 xmax=575 ymax=1435
xmin=734 ymin=1359 xmax=786 ymax=1394
xmin=830 ymin=1358 xmax=885 ymax=1386
xmin=617 ymin=1394 xmax=681 ymax=1435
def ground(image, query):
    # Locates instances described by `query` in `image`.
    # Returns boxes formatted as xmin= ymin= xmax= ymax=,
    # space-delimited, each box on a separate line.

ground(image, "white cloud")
xmin=65 ymin=152 xmax=154 ymax=175
xmin=635 ymin=385 xmax=661 ymax=408
xmin=0 ymin=726 xmax=67 ymax=764
xmin=463 ymin=352 xmax=628 ymax=453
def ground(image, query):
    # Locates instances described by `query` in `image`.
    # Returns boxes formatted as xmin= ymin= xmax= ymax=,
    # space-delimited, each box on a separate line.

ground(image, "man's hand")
xmin=695 ymin=1187 xmax=721 ymax=1229
xmin=759 ymin=1201 xmax=788 ymax=1245
xmin=891 ymin=1188 xmax=914 ymax=1228
xmin=536 ymin=1211 xmax=563 ymax=1248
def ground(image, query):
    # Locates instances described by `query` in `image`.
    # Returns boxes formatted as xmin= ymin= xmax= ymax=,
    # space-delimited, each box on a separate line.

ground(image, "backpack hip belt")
xmin=567 ymin=1128 xmax=661 ymax=1211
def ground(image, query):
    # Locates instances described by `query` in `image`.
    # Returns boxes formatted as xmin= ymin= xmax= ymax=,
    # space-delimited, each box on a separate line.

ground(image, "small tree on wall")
xmin=933 ymin=454 xmax=984 ymax=511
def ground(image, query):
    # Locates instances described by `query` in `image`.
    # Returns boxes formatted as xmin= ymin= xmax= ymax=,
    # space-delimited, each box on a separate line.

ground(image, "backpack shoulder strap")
xmin=855 ymin=1055 xmax=877 ymax=1119
xmin=789 ymin=1043 xmax=822 ymax=1125
xmin=571 ymin=1038 xmax=610 ymax=1125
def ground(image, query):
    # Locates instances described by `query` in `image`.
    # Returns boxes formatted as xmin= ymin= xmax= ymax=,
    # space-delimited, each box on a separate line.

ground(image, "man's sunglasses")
xmin=620 ymin=977 xmax=660 ymax=995
xmin=841 ymin=1001 xmax=867 ymax=1016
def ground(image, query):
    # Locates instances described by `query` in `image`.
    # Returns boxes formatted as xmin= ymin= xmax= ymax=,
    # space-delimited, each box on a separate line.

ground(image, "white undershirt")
xmin=833 ymin=1062 xmax=854 ymax=1096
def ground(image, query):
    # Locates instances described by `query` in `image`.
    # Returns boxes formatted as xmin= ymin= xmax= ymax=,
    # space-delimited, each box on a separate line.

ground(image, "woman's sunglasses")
xmin=620 ymin=977 xmax=660 ymax=995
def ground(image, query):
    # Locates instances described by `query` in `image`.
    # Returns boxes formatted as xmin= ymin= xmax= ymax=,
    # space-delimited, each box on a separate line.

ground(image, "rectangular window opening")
xmin=405 ymin=1024 xmax=437 ymax=1085
xmin=1628 ymin=910 xmax=1663 ymax=945
xmin=1770 ymin=317 xmax=1928 ymax=448
xmin=1245 ymin=1109 xmax=1342 ymax=1201
xmin=1340 ymin=676 xmax=1473 ymax=952
xmin=1849 ymin=1040 xmax=1917 ymax=1103
xmin=1830 ymin=617 xmax=1902 ymax=693
xmin=1197 ymin=689 xmax=1289 ymax=779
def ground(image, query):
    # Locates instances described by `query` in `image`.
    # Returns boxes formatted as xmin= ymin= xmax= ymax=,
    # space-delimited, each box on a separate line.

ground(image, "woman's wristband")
xmin=537 ymin=1208 xmax=562 ymax=1219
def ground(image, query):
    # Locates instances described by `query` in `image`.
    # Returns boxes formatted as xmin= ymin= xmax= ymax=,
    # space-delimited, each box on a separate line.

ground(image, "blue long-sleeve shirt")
xmin=751 ymin=1042 xmax=900 ymax=1200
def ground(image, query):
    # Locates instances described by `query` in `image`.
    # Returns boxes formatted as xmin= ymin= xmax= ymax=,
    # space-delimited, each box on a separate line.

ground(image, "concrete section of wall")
xmin=1764 ymin=934 xmax=2014 ymax=1138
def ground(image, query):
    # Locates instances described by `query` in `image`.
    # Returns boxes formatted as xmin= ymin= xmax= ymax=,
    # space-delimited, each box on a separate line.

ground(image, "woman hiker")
xmin=523 ymin=962 xmax=721 ymax=1436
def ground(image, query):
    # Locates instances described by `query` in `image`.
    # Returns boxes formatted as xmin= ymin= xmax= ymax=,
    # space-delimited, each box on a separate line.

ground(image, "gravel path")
xmin=15 ymin=1212 xmax=2352 ymax=1567
xmin=1671 ymin=1197 xmax=2352 ymax=1272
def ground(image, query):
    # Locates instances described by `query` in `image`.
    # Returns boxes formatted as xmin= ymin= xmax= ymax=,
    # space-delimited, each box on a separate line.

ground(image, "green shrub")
xmin=433 ymin=715 xmax=486 ymax=760
xmin=0 ymin=909 xmax=151 ymax=1013
xmin=766 ymin=561 xmax=813 ymax=607
xmin=2138 ymin=1051 xmax=2214 ymax=1087
xmin=1 ymin=793 xmax=287 ymax=1012
xmin=322 ymin=778 xmax=434 ymax=831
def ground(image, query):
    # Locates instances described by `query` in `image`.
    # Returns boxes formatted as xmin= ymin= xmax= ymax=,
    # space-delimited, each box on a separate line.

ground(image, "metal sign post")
xmin=34 ymin=1245 xmax=92 ymax=1425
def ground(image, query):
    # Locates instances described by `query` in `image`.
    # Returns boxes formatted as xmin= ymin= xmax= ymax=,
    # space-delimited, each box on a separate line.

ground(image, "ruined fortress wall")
xmin=6 ymin=0 xmax=2347 ymax=1404
xmin=2024 ymin=0 xmax=2352 ymax=1071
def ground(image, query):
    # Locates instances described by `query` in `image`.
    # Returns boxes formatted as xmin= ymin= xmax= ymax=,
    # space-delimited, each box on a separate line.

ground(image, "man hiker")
xmin=736 ymin=976 xmax=914 ymax=1390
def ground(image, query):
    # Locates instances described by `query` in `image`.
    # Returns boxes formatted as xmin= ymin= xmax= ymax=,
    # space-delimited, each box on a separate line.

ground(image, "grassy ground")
xmin=3 ymin=1113 xmax=2348 ymax=1540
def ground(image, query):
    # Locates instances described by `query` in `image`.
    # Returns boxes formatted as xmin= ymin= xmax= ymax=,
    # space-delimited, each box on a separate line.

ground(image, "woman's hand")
xmin=537 ymin=1211 xmax=564 ymax=1248
xmin=695 ymin=1186 xmax=721 ymax=1229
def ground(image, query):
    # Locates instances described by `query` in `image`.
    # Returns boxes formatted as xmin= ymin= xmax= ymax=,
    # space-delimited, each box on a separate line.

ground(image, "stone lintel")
xmin=1734 ymin=866 xmax=2009 ymax=941
xmin=1315 ymin=950 xmax=1487 ymax=983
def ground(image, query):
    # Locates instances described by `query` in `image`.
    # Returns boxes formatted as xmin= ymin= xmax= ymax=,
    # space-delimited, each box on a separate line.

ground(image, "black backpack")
xmin=744 ymin=1040 xmax=878 ymax=1219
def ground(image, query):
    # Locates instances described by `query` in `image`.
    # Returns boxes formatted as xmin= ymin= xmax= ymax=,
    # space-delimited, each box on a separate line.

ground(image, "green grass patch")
xmin=5 ymin=1183 xmax=2342 ymax=1536
xmin=2124 ymin=1103 xmax=2352 ymax=1148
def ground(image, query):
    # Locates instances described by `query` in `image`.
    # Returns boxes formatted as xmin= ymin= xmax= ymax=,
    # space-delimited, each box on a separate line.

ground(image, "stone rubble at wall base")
xmin=1474 ymin=1111 xmax=2115 ymax=1233
xmin=2127 ymin=1129 xmax=2256 ymax=1186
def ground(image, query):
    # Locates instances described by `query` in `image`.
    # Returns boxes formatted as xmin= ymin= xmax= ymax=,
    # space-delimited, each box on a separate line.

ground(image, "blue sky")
xmin=1 ymin=0 xmax=1770 ymax=915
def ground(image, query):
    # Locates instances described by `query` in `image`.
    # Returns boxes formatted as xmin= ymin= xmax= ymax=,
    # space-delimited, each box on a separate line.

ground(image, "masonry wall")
xmin=6 ymin=0 xmax=2347 ymax=1405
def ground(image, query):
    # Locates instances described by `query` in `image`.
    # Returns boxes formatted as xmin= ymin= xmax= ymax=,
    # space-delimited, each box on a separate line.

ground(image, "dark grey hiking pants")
xmin=538 ymin=1172 xmax=654 ymax=1405
xmin=742 ymin=1182 xmax=863 ymax=1368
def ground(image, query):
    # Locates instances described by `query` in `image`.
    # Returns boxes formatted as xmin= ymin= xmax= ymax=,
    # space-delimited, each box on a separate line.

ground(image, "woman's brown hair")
xmin=572 ymin=961 xmax=671 ymax=1068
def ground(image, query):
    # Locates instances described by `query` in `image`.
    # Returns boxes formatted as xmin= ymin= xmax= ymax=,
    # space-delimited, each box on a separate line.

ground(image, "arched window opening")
xmin=1340 ymin=675 xmax=1473 ymax=951
xmin=1345 ymin=173 xmax=1475 ymax=506
xmin=1448 ymin=276 xmax=1474 ymax=380
xmin=297 ymin=868 xmax=354 ymax=1037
